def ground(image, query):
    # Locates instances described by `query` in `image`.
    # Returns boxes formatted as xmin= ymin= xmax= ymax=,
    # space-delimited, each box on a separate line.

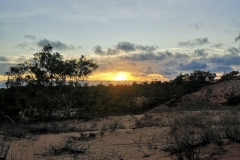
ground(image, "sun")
xmin=113 ymin=72 xmax=128 ymax=81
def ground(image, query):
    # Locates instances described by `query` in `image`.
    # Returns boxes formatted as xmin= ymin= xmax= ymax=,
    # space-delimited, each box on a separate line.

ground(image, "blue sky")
xmin=0 ymin=0 xmax=240 ymax=86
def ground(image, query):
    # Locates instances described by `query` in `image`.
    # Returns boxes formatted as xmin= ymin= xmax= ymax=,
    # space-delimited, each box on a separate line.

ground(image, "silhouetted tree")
xmin=5 ymin=44 xmax=98 ymax=87
xmin=220 ymin=71 xmax=239 ymax=81
xmin=188 ymin=70 xmax=216 ymax=84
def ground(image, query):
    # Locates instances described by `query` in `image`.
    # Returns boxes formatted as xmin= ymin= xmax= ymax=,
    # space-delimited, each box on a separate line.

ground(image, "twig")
xmin=0 ymin=111 xmax=15 ymax=123
xmin=133 ymin=139 xmax=150 ymax=158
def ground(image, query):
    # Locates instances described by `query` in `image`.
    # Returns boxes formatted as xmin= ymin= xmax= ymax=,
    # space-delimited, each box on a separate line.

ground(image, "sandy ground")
xmin=1 ymin=80 xmax=240 ymax=160
xmin=186 ymin=80 xmax=240 ymax=104
xmin=0 ymin=111 xmax=240 ymax=160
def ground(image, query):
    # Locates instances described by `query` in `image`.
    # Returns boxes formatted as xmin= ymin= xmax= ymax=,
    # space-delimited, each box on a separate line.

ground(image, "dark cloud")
xmin=16 ymin=42 xmax=28 ymax=49
xmin=116 ymin=42 xmax=136 ymax=52
xmin=179 ymin=61 xmax=207 ymax=70
xmin=210 ymin=65 xmax=233 ymax=72
xmin=93 ymin=45 xmax=119 ymax=55
xmin=227 ymin=47 xmax=240 ymax=55
xmin=160 ymin=68 xmax=178 ymax=76
xmin=116 ymin=42 xmax=158 ymax=52
xmin=145 ymin=67 xmax=154 ymax=74
xmin=37 ymin=39 xmax=75 ymax=50
xmin=122 ymin=51 xmax=172 ymax=61
xmin=93 ymin=45 xmax=105 ymax=55
xmin=235 ymin=34 xmax=240 ymax=41
xmin=122 ymin=52 xmax=157 ymax=61
xmin=0 ymin=56 xmax=9 ymax=62
xmin=178 ymin=37 xmax=210 ymax=47
xmin=136 ymin=45 xmax=158 ymax=52
xmin=24 ymin=35 xmax=36 ymax=40
xmin=93 ymin=42 xmax=158 ymax=55
xmin=174 ymin=53 xmax=189 ymax=59
xmin=194 ymin=49 xmax=208 ymax=57
xmin=211 ymin=43 xmax=223 ymax=48
xmin=107 ymin=48 xmax=118 ymax=55
xmin=209 ymin=56 xmax=240 ymax=66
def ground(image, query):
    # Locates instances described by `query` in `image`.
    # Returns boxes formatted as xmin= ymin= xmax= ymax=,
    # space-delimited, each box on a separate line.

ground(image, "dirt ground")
xmin=0 ymin=111 xmax=239 ymax=160
xmin=1 ymin=80 xmax=240 ymax=160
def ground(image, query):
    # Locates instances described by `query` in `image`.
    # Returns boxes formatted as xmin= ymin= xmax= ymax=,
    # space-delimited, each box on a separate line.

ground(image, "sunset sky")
xmin=0 ymin=0 xmax=240 ymax=87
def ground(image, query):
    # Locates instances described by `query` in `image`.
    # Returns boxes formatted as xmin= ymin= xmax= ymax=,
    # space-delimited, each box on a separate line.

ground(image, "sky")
xmin=0 ymin=0 xmax=240 ymax=87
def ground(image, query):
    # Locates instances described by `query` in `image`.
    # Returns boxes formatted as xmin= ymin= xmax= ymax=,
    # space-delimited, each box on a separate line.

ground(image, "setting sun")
xmin=113 ymin=72 xmax=128 ymax=81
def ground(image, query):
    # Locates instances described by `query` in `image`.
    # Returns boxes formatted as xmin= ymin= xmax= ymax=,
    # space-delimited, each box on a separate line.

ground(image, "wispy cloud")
xmin=211 ymin=43 xmax=223 ymax=48
xmin=194 ymin=49 xmax=208 ymax=57
xmin=179 ymin=37 xmax=210 ymax=47
xmin=227 ymin=47 xmax=240 ymax=55
xmin=37 ymin=39 xmax=75 ymax=50
xmin=122 ymin=51 xmax=172 ymax=61
xmin=16 ymin=42 xmax=28 ymax=49
xmin=235 ymin=34 xmax=240 ymax=42
xmin=24 ymin=35 xmax=36 ymax=40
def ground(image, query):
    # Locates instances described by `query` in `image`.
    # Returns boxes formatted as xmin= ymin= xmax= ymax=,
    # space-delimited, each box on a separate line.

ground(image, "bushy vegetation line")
xmin=1 ymin=44 xmax=240 ymax=123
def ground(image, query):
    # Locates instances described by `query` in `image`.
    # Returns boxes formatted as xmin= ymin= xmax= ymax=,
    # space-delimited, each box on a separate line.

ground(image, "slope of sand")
xmin=187 ymin=80 xmax=240 ymax=104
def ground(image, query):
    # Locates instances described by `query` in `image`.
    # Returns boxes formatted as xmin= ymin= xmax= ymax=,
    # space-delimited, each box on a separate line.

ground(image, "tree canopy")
xmin=5 ymin=44 xmax=98 ymax=87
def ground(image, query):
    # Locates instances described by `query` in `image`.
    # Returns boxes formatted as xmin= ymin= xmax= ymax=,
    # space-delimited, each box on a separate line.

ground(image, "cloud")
xmin=178 ymin=37 xmax=210 ymax=47
xmin=93 ymin=41 xmax=158 ymax=55
xmin=160 ymin=68 xmax=178 ymax=76
xmin=37 ymin=39 xmax=75 ymax=50
xmin=16 ymin=56 xmax=27 ymax=62
xmin=209 ymin=56 xmax=240 ymax=66
xmin=194 ymin=49 xmax=208 ymax=57
xmin=227 ymin=47 xmax=240 ymax=55
xmin=98 ymin=62 xmax=113 ymax=70
xmin=16 ymin=42 xmax=28 ymax=48
xmin=211 ymin=43 xmax=223 ymax=48
xmin=128 ymin=62 xmax=137 ymax=67
xmin=210 ymin=65 xmax=233 ymax=72
xmin=106 ymin=48 xmax=118 ymax=55
xmin=0 ymin=63 xmax=13 ymax=74
xmin=145 ymin=67 xmax=154 ymax=75
xmin=174 ymin=53 xmax=189 ymax=59
xmin=116 ymin=42 xmax=158 ymax=52
xmin=179 ymin=61 xmax=207 ymax=70
xmin=136 ymin=45 xmax=158 ymax=52
xmin=116 ymin=42 xmax=136 ymax=52
xmin=24 ymin=35 xmax=36 ymax=40
xmin=93 ymin=45 xmax=105 ymax=55
xmin=235 ymin=34 xmax=240 ymax=41
xmin=193 ymin=22 xmax=203 ymax=30
xmin=0 ymin=56 xmax=9 ymax=62
xmin=122 ymin=51 xmax=172 ymax=61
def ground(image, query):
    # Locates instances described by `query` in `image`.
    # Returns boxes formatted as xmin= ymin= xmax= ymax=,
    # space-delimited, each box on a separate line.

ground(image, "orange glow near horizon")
xmin=88 ymin=71 xmax=135 ymax=82
xmin=113 ymin=72 xmax=128 ymax=81
xmin=87 ymin=71 xmax=167 ymax=84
